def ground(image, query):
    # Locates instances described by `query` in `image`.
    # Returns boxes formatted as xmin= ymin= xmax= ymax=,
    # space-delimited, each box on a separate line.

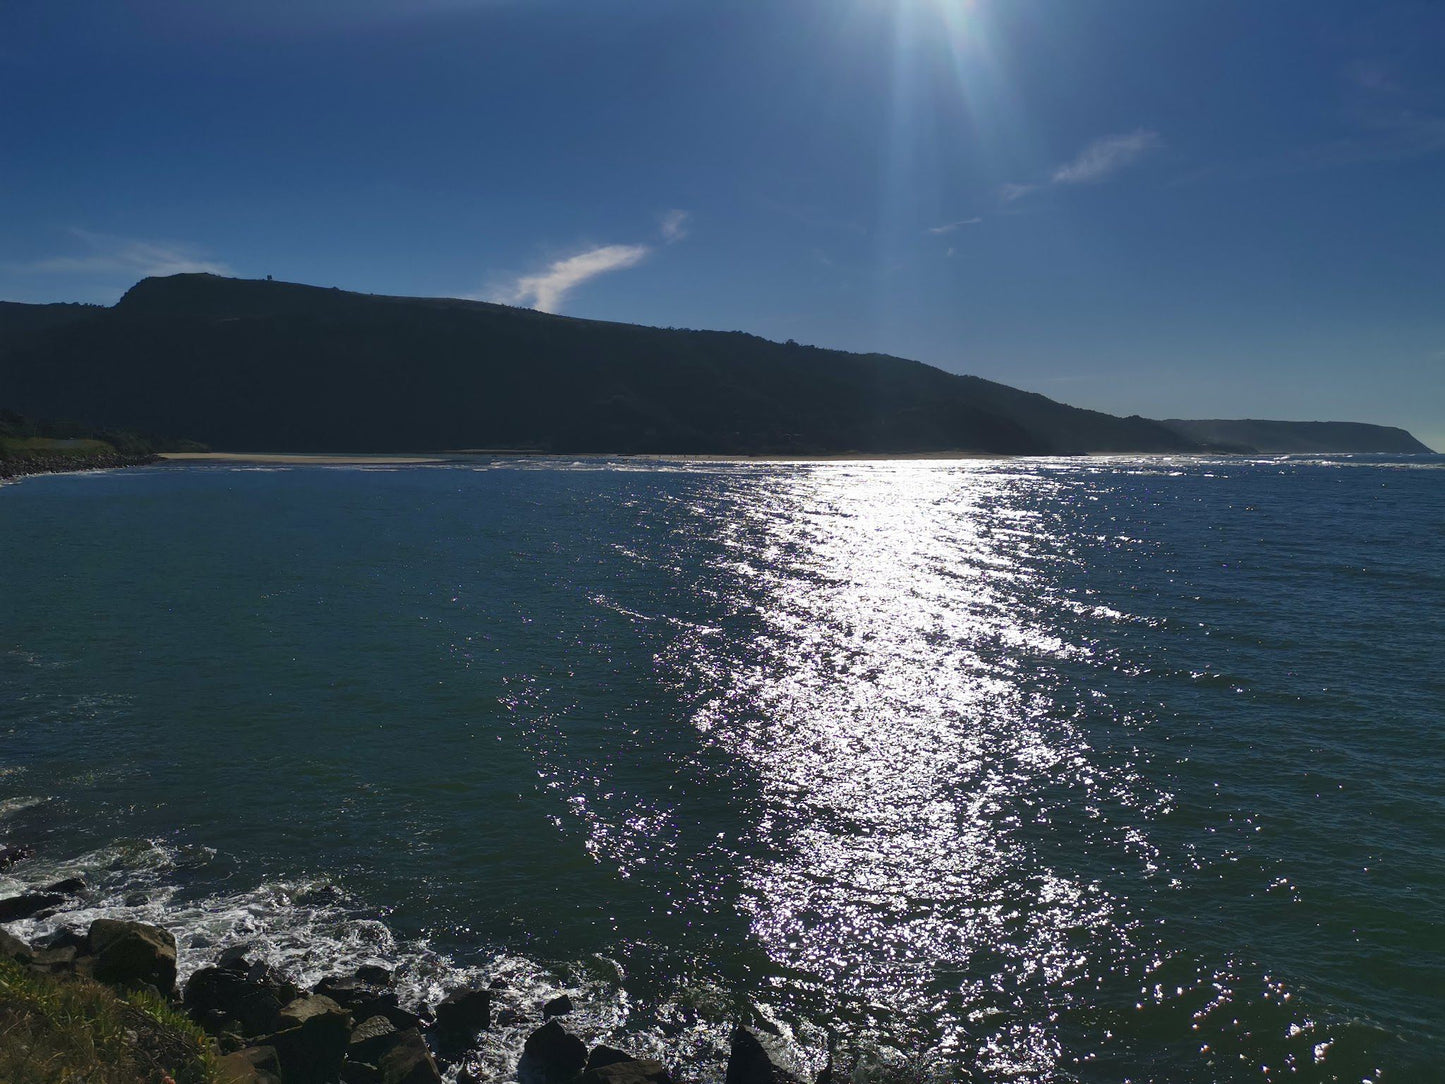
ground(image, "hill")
xmin=1158 ymin=418 xmax=1432 ymax=454
xmin=0 ymin=274 xmax=1430 ymax=456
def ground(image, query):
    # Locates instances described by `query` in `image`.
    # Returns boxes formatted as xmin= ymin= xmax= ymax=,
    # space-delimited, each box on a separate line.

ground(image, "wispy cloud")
xmin=487 ymin=210 xmax=691 ymax=314
xmin=926 ymin=216 xmax=982 ymax=235
xmin=659 ymin=209 xmax=690 ymax=243
xmin=24 ymin=229 xmax=233 ymax=278
xmin=493 ymin=243 xmax=651 ymax=314
xmin=998 ymin=182 xmax=1041 ymax=204
xmin=1051 ymin=129 xmax=1161 ymax=184
xmin=1001 ymin=129 xmax=1161 ymax=201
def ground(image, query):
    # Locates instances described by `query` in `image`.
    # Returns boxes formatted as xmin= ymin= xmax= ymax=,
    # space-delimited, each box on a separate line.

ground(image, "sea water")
xmin=1 ymin=455 xmax=1441 ymax=1082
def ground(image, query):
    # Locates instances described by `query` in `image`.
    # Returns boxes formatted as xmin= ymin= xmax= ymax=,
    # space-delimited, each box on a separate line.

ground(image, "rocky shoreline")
xmin=0 ymin=851 xmax=828 ymax=1084
xmin=0 ymin=915 xmax=808 ymax=1084
xmin=0 ymin=449 xmax=162 ymax=480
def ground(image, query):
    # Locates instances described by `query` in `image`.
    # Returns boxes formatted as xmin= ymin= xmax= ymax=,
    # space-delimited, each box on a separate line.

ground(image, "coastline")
xmin=0 ymin=450 xmax=161 ymax=481
xmin=163 ymin=450 xmax=1013 ymax=465
xmin=0 ymin=906 xmax=836 ymax=1084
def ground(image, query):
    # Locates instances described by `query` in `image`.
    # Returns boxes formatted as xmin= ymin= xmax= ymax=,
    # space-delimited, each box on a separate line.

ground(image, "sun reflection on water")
xmin=645 ymin=463 xmax=1160 ymax=1075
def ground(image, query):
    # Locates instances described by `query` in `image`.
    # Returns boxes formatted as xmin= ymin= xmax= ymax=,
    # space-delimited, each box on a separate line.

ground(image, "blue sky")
xmin=3 ymin=0 xmax=1442 ymax=447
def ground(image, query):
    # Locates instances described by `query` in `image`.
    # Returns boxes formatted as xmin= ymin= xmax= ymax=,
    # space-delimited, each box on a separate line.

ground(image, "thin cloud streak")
xmin=1001 ymin=129 xmax=1161 ymax=202
xmin=926 ymin=217 xmax=982 ymax=235
xmin=493 ymin=243 xmax=651 ymax=313
xmin=24 ymin=229 xmax=233 ymax=278
xmin=1051 ymin=129 xmax=1161 ymax=184
xmin=660 ymin=209 xmax=690 ymax=243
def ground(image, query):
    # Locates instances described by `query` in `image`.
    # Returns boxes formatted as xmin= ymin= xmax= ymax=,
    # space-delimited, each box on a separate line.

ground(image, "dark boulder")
xmin=215 ymin=1044 xmax=283 ymax=1084
xmin=518 ymin=1019 xmax=588 ymax=1084
xmin=342 ymin=1063 xmax=382 ymax=1084
xmin=543 ymin=993 xmax=574 ymax=1018
xmin=86 ymin=918 xmax=177 ymax=993
xmin=317 ymin=973 xmax=388 ymax=1009
xmin=574 ymin=1059 xmax=672 ymax=1084
xmin=0 ymin=843 xmax=34 ymax=870
xmin=0 ymin=891 xmax=67 ymax=922
xmin=355 ymin=963 xmax=394 ymax=986
xmin=39 ymin=927 xmax=88 ymax=952
xmin=376 ymin=1028 xmax=444 ymax=1084
xmin=355 ymin=990 xmax=424 ymax=1032
xmin=725 ymin=1026 xmax=804 ymax=1084
xmin=264 ymin=994 xmax=352 ymax=1084
xmin=217 ymin=944 xmax=255 ymax=972
xmin=246 ymin=961 xmax=303 ymax=1003
xmin=314 ymin=970 xmax=418 ymax=1028
xmin=0 ymin=927 xmax=33 ymax=962
xmin=347 ymin=1013 xmax=398 ymax=1064
xmin=434 ymin=986 xmax=491 ymax=1046
xmin=587 ymin=1045 xmax=638 ymax=1070
xmin=27 ymin=943 xmax=78 ymax=974
xmin=185 ymin=965 xmax=288 ymax=1036
xmin=43 ymin=876 xmax=86 ymax=895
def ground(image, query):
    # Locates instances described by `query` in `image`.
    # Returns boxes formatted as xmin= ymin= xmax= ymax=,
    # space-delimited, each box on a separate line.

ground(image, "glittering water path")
xmin=2 ymin=456 xmax=1441 ymax=1081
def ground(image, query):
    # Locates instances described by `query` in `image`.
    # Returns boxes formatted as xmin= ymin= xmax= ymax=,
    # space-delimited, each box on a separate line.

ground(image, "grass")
xmin=0 ymin=436 xmax=116 ymax=458
xmin=0 ymin=957 xmax=218 ymax=1084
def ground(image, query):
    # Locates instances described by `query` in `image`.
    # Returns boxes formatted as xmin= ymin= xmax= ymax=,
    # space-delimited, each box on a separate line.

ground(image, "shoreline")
xmin=0 ymin=450 xmax=162 ymax=481
xmin=0 ymin=903 xmax=833 ymax=1084
xmin=163 ymin=450 xmax=1014 ymax=464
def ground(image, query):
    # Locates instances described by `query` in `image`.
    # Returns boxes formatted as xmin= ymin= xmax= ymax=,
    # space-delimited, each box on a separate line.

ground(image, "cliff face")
xmin=1158 ymin=419 xmax=1433 ymax=454
xmin=0 ymin=274 xmax=1429 ymax=456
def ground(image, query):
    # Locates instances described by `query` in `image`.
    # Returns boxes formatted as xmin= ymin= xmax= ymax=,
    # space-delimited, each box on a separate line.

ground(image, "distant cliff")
xmin=1158 ymin=419 xmax=1433 ymax=454
xmin=0 ymin=274 xmax=1430 ymax=456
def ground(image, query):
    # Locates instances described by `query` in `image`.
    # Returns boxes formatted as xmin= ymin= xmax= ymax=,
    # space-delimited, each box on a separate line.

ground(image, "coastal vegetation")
xmin=0 ymin=953 xmax=215 ymax=1084
xmin=0 ymin=410 xmax=204 ymax=480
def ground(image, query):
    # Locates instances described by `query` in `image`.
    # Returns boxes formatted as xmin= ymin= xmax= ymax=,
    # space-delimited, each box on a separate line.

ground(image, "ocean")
xmin=1 ymin=455 xmax=1441 ymax=1082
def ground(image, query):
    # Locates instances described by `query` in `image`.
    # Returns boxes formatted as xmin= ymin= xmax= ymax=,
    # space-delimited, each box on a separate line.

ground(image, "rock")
xmin=264 ymin=994 xmax=352 ymax=1084
xmin=247 ymin=961 xmax=303 ymax=1004
xmin=215 ymin=1044 xmax=283 ymax=1084
xmin=43 ymin=876 xmax=86 ymax=895
xmin=86 ymin=919 xmax=177 ymax=994
xmin=39 ymin=927 xmax=88 ymax=952
xmin=0 ymin=843 xmax=34 ymax=870
xmin=725 ymin=1026 xmax=804 ymax=1084
xmin=218 ymin=944 xmax=255 ymax=972
xmin=185 ymin=965 xmax=288 ymax=1036
xmin=217 ymin=1030 xmax=250 ymax=1055
xmin=488 ymin=976 xmax=509 ymax=990
xmin=0 ymin=927 xmax=34 ymax=962
xmin=435 ymin=986 xmax=491 ymax=1043
xmin=587 ymin=1046 xmax=639 ymax=1070
xmin=342 ymin=1062 xmax=383 ymax=1084
xmin=279 ymin=993 xmax=351 ymax=1028
xmin=0 ymin=891 xmax=67 ymax=922
xmin=316 ymin=978 xmax=421 ymax=1031
xmin=355 ymin=963 xmax=394 ymax=986
xmin=347 ymin=1013 xmax=398 ymax=1063
xmin=542 ymin=993 xmax=574 ymax=1018
xmin=316 ymin=973 xmax=387 ymax=1008
xmin=518 ymin=1019 xmax=588 ymax=1084
xmin=27 ymin=943 xmax=78 ymax=974
xmin=573 ymin=1059 xmax=672 ymax=1084
xmin=354 ymin=990 xmax=424 ymax=1032
xmin=375 ymin=1028 xmax=443 ymax=1084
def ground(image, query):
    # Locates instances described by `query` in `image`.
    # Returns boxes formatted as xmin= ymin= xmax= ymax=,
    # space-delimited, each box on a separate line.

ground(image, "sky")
xmin=2 ymin=0 xmax=1443 ymax=448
